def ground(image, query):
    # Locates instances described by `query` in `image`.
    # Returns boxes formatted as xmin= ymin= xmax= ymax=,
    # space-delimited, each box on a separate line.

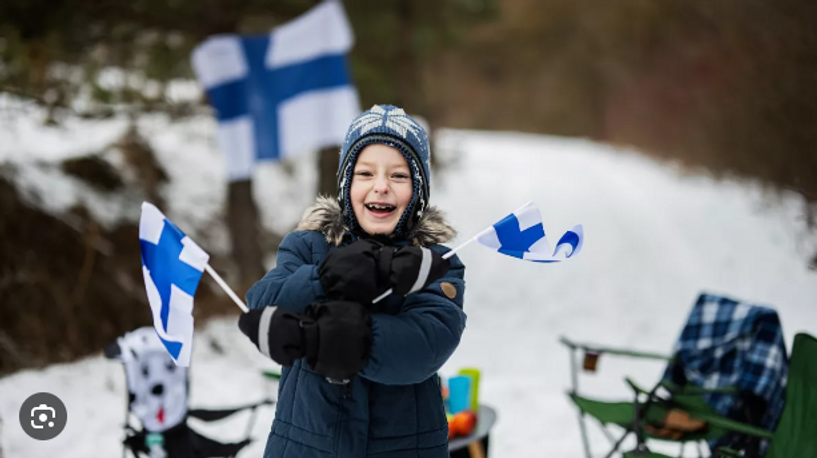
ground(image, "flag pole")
xmin=441 ymin=231 xmax=484 ymax=260
xmin=371 ymin=229 xmax=485 ymax=303
xmin=204 ymin=264 xmax=249 ymax=312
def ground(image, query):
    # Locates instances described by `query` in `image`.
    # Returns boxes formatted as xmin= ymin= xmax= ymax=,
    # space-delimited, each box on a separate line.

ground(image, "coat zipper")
xmin=334 ymin=380 xmax=350 ymax=456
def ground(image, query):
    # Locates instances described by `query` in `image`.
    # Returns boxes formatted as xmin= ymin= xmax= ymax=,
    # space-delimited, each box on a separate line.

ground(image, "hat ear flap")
xmin=337 ymin=158 xmax=357 ymax=230
xmin=393 ymin=156 xmax=428 ymax=237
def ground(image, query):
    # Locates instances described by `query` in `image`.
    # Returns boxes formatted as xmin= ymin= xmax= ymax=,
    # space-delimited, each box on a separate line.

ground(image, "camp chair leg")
xmin=576 ymin=412 xmax=592 ymax=458
xmin=566 ymin=344 xmax=593 ymax=458
xmin=603 ymin=430 xmax=631 ymax=458
xmin=242 ymin=404 xmax=261 ymax=439
xmin=122 ymin=398 xmax=131 ymax=458
xmin=627 ymin=378 xmax=668 ymax=454
xmin=599 ymin=423 xmax=618 ymax=446
xmin=633 ymin=392 xmax=644 ymax=447
xmin=631 ymin=386 xmax=652 ymax=453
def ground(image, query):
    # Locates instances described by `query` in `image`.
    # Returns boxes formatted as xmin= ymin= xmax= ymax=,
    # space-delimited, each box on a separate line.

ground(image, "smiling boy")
xmin=238 ymin=105 xmax=467 ymax=458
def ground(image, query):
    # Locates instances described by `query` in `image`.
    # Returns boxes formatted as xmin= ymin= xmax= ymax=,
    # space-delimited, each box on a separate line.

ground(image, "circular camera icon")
xmin=19 ymin=392 xmax=67 ymax=440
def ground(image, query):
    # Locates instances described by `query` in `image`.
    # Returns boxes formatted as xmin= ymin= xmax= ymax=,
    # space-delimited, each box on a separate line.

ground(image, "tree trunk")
xmin=317 ymin=146 xmax=340 ymax=197
xmin=227 ymin=179 xmax=265 ymax=288
xmin=396 ymin=0 xmax=440 ymax=171
xmin=397 ymin=0 xmax=418 ymax=110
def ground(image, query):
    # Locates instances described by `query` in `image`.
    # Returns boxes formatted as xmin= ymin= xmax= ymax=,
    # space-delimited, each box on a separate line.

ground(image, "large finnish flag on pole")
xmin=191 ymin=1 xmax=360 ymax=181
xmin=139 ymin=202 xmax=210 ymax=366
xmin=476 ymin=202 xmax=584 ymax=263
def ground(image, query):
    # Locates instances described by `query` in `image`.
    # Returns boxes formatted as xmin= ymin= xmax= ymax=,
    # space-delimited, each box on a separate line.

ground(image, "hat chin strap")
xmin=394 ymin=187 xmax=425 ymax=237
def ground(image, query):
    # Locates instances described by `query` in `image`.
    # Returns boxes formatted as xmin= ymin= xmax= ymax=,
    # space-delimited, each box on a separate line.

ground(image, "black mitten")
xmin=305 ymin=301 xmax=372 ymax=381
xmin=318 ymin=239 xmax=385 ymax=303
xmin=390 ymin=246 xmax=450 ymax=295
xmin=238 ymin=302 xmax=372 ymax=381
xmin=238 ymin=306 xmax=317 ymax=367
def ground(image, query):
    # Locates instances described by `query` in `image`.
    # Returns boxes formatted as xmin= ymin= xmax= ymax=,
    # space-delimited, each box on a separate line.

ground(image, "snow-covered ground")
xmin=1 ymin=99 xmax=815 ymax=458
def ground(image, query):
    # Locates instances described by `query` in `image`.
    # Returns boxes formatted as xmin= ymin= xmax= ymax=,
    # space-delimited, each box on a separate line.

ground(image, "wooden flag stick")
xmin=204 ymin=264 xmax=249 ymax=312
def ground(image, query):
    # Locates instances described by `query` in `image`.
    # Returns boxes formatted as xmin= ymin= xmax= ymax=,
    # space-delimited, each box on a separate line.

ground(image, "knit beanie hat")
xmin=337 ymin=104 xmax=431 ymax=237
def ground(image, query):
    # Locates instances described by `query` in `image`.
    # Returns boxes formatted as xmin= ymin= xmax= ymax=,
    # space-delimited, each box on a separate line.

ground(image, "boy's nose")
xmin=373 ymin=176 xmax=389 ymax=193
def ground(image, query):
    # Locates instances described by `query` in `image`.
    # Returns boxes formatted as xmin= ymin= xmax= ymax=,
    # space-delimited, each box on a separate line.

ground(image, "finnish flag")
xmin=191 ymin=1 xmax=360 ymax=181
xmin=139 ymin=202 xmax=209 ymax=366
xmin=476 ymin=202 xmax=584 ymax=263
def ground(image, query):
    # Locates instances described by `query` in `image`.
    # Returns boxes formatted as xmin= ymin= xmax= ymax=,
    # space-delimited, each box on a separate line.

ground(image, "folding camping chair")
xmin=561 ymin=293 xmax=790 ymax=458
xmin=105 ymin=327 xmax=275 ymax=458
xmin=566 ymin=332 xmax=817 ymax=458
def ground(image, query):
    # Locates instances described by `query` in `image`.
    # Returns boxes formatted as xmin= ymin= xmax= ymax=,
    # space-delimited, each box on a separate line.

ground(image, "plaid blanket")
xmin=663 ymin=293 xmax=788 ymax=444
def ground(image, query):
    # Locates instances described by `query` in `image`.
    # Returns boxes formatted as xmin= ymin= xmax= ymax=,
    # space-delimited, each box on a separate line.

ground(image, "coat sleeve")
xmin=244 ymin=231 xmax=326 ymax=314
xmin=359 ymin=245 xmax=466 ymax=385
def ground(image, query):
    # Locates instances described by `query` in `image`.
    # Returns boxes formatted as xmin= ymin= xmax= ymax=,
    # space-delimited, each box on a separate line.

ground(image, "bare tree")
xmin=227 ymin=180 xmax=265 ymax=288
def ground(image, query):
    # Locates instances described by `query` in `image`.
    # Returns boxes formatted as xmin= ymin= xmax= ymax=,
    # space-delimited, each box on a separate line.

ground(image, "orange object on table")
xmin=447 ymin=410 xmax=478 ymax=439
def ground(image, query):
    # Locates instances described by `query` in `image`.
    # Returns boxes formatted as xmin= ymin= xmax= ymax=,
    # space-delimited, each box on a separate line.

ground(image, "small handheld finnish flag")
xmin=192 ymin=0 xmax=360 ymax=181
xmin=371 ymin=201 xmax=584 ymax=304
xmin=475 ymin=202 xmax=583 ymax=263
xmin=139 ymin=202 xmax=209 ymax=366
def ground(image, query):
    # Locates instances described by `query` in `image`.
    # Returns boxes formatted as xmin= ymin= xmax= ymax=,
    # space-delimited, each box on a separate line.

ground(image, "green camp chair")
xmin=717 ymin=333 xmax=817 ymax=458
xmin=560 ymin=337 xmax=780 ymax=458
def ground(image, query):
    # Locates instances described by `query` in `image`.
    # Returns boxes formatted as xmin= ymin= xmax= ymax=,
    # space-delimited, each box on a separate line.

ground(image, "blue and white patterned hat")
xmin=337 ymin=104 xmax=431 ymax=237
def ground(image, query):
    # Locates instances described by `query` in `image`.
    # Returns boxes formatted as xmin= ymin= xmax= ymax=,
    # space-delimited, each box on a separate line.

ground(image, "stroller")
xmin=561 ymin=293 xmax=816 ymax=457
xmin=105 ymin=327 xmax=274 ymax=458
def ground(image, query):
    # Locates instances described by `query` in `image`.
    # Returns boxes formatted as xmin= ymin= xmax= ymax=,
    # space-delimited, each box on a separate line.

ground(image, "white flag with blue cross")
xmin=191 ymin=1 xmax=360 ymax=181
xmin=139 ymin=202 xmax=210 ymax=366
xmin=475 ymin=202 xmax=584 ymax=263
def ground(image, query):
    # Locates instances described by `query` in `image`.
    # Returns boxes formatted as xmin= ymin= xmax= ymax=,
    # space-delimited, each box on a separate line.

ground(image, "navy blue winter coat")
xmin=246 ymin=197 xmax=467 ymax=458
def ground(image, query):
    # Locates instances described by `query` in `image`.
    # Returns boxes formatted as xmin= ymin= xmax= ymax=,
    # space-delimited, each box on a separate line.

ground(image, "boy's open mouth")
xmin=365 ymin=203 xmax=396 ymax=216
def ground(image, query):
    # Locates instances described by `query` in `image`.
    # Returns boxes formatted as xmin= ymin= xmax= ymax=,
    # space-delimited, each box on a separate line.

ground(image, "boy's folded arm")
xmin=245 ymin=232 xmax=326 ymax=314
xmin=359 ymin=254 xmax=466 ymax=385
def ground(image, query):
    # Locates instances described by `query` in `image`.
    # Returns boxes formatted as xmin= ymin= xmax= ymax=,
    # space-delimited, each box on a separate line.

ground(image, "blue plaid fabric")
xmin=663 ymin=293 xmax=788 ymax=439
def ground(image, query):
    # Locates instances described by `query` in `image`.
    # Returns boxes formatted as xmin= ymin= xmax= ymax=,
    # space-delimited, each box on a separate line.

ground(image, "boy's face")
xmin=350 ymin=144 xmax=413 ymax=236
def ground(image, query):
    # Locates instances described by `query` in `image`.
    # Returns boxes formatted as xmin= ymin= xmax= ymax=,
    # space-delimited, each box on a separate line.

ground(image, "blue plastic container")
xmin=447 ymin=375 xmax=471 ymax=414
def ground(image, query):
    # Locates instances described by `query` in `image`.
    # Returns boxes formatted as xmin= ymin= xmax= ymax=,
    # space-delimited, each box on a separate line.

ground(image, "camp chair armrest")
xmin=714 ymin=446 xmax=742 ymax=457
xmin=560 ymin=336 xmax=673 ymax=361
xmin=626 ymin=378 xmax=738 ymax=397
xmin=659 ymin=381 xmax=738 ymax=396
xmin=624 ymin=377 xmax=656 ymax=396
xmin=188 ymin=399 xmax=275 ymax=422
xmin=262 ymin=369 xmax=281 ymax=380
xmin=672 ymin=407 xmax=775 ymax=440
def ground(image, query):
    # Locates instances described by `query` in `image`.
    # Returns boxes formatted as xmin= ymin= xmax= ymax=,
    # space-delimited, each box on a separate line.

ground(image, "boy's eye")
xmin=355 ymin=171 xmax=373 ymax=177
xmin=392 ymin=173 xmax=409 ymax=179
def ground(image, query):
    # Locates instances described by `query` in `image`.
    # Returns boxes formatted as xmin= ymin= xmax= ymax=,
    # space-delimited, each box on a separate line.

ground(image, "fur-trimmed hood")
xmin=295 ymin=196 xmax=457 ymax=247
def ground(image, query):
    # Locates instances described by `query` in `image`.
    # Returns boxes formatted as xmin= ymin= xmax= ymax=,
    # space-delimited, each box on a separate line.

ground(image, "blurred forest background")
xmin=1 ymin=0 xmax=816 ymax=374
